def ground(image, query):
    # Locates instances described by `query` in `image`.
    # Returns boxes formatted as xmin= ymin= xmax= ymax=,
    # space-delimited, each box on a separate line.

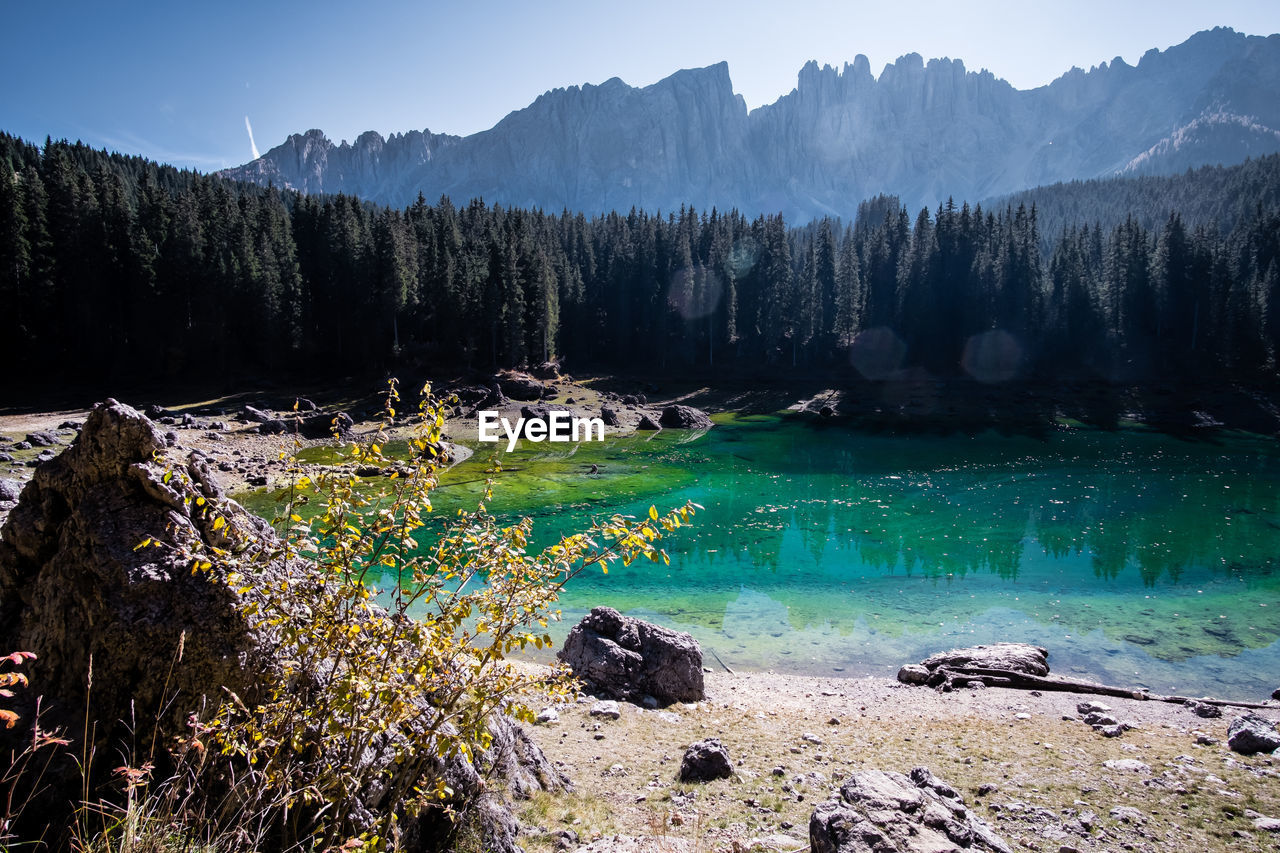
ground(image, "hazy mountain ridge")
xmin=221 ymin=27 xmax=1280 ymax=221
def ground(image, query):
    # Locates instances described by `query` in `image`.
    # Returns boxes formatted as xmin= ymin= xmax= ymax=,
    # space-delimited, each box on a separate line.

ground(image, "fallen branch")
xmin=704 ymin=645 xmax=735 ymax=675
xmin=931 ymin=665 xmax=1274 ymax=710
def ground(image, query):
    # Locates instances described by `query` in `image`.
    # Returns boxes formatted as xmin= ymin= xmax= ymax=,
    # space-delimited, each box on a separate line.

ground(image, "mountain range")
xmin=221 ymin=27 xmax=1280 ymax=222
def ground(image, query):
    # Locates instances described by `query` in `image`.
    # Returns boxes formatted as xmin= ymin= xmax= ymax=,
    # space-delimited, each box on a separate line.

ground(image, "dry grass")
xmin=515 ymin=668 xmax=1280 ymax=852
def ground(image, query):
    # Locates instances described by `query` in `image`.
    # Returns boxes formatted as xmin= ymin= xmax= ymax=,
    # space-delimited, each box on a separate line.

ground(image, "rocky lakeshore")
xmin=512 ymin=663 xmax=1280 ymax=852
xmin=0 ymin=369 xmax=720 ymax=523
xmin=1 ymin=383 xmax=1280 ymax=852
xmin=503 ymin=612 xmax=1280 ymax=853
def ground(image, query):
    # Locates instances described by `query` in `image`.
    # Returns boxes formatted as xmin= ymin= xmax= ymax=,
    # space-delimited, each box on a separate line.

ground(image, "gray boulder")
xmin=519 ymin=405 xmax=551 ymax=436
xmin=658 ymin=405 xmax=713 ymax=430
xmin=636 ymin=414 xmax=661 ymax=431
xmin=1186 ymin=700 xmax=1222 ymax=719
xmin=497 ymin=374 xmax=546 ymax=401
xmin=1227 ymin=713 xmax=1280 ymax=755
xmin=896 ymin=664 xmax=930 ymax=685
xmin=241 ymin=404 xmax=272 ymax=423
xmin=0 ymin=478 xmax=21 ymax=503
xmin=258 ymin=418 xmax=289 ymax=435
xmin=810 ymin=766 xmax=1012 ymax=853
xmin=24 ymin=431 xmax=57 ymax=447
xmin=453 ymin=385 xmax=491 ymax=406
xmin=678 ymin=738 xmax=733 ymax=783
xmin=920 ymin=643 xmax=1050 ymax=677
xmin=588 ymin=700 xmax=621 ymax=720
xmin=298 ymin=410 xmax=354 ymax=439
xmin=558 ymin=606 xmax=703 ymax=704
xmin=464 ymin=382 xmax=508 ymax=416
xmin=600 ymin=406 xmax=620 ymax=427
xmin=530 ymin=361 xmax=561 ymax=380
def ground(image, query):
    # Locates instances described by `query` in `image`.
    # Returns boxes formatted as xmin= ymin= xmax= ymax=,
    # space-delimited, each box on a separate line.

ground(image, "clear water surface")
xmin=271 ymin=414 xmax=1280 ymax=700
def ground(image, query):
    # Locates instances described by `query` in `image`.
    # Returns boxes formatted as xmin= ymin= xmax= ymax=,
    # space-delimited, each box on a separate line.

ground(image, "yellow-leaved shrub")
xmin=188 ymin=380 xmax=695 ymax=850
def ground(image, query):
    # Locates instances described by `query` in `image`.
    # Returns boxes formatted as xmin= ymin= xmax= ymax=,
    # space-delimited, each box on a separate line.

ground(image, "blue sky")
xmin=3 ymin=1 xmax=1279 ymax=172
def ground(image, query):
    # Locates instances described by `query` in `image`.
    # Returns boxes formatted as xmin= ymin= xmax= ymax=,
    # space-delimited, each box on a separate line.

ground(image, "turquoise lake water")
xmin=263 ymin=414 xmax=1280 ymax=701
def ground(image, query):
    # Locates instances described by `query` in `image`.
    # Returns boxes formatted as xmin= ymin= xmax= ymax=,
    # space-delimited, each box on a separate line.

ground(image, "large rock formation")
xmin=0 ymin=400 xmax=563 ymax=850
xmin=558 ymin=607 xmax=703 ymax=705
xmin=223 ymin=29 xmax=1280 ymax=221
xmin=810 ymin=767 xmax=1011 ymax=853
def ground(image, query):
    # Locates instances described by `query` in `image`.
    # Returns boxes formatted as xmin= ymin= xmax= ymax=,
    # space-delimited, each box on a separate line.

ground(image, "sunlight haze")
xmin=2 ymin=0 xmax=1278 ymax=170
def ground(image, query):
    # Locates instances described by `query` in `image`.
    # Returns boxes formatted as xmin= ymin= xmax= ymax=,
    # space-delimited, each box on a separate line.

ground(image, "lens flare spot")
xmin=962 ymin=329 xmax=1023 ymax=383
xmin=849 ymin=327 xmax=907 ymax=380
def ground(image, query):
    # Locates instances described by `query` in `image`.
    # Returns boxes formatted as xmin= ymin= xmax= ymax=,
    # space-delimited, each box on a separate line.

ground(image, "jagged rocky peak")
xmin=222 ymin=27 xmax=1280 ymax=221
xmin=229 ymin=125 xmax=461 ymax=197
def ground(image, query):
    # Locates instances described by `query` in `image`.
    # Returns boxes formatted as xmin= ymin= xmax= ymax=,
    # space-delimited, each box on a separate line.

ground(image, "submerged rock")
xmin=810 ymin=766 xmax=1011 ymax=853
xmin=558 ymin=606 xmax=703 ymax=704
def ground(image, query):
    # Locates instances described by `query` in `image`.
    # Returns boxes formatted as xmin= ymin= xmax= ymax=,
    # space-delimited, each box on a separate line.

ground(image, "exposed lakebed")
xmin=250 ymin=414 xmax=1280 ymax=701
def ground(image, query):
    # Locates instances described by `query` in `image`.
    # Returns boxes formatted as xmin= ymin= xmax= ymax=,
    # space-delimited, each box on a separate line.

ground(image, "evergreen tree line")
xmin=2 ymin=133 xmax=1279 ymax=387
xmin=994 ymin=154 xmax=1280 ymax=253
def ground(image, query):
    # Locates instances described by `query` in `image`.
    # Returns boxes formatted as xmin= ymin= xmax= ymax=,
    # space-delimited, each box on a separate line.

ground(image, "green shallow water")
xmin=253 ymin=415 xmax=1280 ymax=700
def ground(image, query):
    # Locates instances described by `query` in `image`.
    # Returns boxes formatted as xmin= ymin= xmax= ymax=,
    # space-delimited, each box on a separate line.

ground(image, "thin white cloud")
xmin=244 ymin=115 xmax=261 ymax=160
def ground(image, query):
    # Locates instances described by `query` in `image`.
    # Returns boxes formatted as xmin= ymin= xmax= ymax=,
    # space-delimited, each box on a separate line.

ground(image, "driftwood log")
xmin=901 ymin=643 xmax=1274 ymax=710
